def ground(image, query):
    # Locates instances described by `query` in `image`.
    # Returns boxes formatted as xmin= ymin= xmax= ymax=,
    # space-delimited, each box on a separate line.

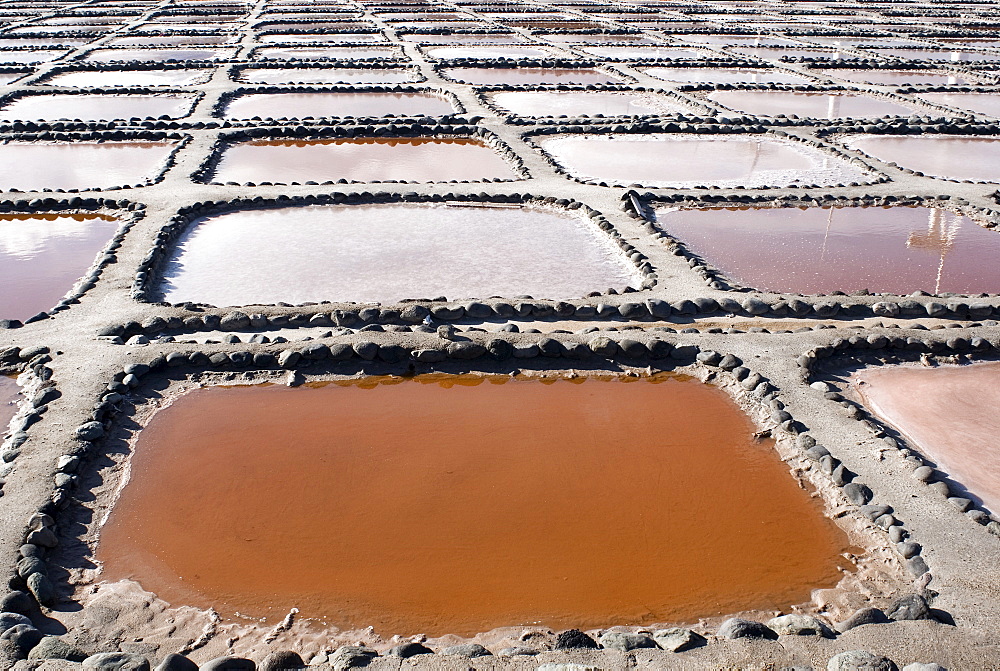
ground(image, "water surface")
xmin=844 ymin=135 xmax=1000 ymax=182
xmin=41 ymin=69 xmax=211 ymax=87
xmin=489 ymin=90 xmax=690 ymax=116
xmin=443 ymin=66 xmax=620 ymax=85
xmin=0 ymin=142 xmax=176 ymax=191
xmin=221 ymin=92 xmax=455 ymax=119
xmin=707 ymin=90 xmax=918 ymax=118
xmin=237 ymin=67 xmax=418 ymax=84
xmin=0 ymin=94 xmax=196 ymax=121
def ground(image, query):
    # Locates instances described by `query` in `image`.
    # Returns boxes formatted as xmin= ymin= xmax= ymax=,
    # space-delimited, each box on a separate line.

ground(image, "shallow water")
xmin=257 ymin=33 xmax=387 ymax=44
xmin=237 ymin=67 xmax=418 ymax=84
xmin=160 ymin=203 xmax=635 ymax=304
xmin=211 ymin=137 xmax=517 ymax=184
xmin=221 ymin=92 xmax=455 ymax=119
xmin=643 ymin=66 xmax=811 ymax=85
xmin=0 ymin=50 xmax=65 ymax=65
xmin=820 ymin=69 xmax=973 ymax=86
xmin=707 ymin=91 xmax=919 ymax=119
xmin=581 ymin=46 xmax=705 ymax=59
xmin=916 ymin=93 xmax=1000 ymax=118
xmin=41 ymin=69 xmax=211 ymax=87
xmin=854 ymin=362 xmax=1000 ymax=514
xmin=443 ymin=66 xmax=620 ymax=85
xmin=423 ymin=45 xmax=551 ymax=59
xmin=0 ymin=94 xmax=196 ymax=121
xmin=99 ymin=374 xmax=850 ymax=636
xmin=107 ymin=35 xmax=235 ymax=47
xmin=0 ymin=375 xmax=19 ymax=431
xmin=0 ymin=142 xmax=176 ymax=191
xmin=252 ymin=46 xmax=400 ymax=59
xmin=489 ymin=90 xmax=690 ymax=116
xmin=734 ymin=46 xmax=845 ymax=59
xmin=0 ymin=213 xmax=120 ymax=321
xmin=870 ymin=48 xmax=1000 ymax=62
xmin=541 ymin=134 xmax=868 ymax=188
xmin=843 ymin=135 xmax=1000 ymax=182
xmin=403 ymin=34 xmax=522 ymax=45
xmin=83 ymin=48 xmax=233 ymax=62
xmin=655 ymin=206 xmax=1000 ymax=295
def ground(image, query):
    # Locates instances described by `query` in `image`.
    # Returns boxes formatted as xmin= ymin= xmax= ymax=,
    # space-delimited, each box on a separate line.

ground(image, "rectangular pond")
xmin=488 ymin=90 xmax=692 ymax=116
xmin=706 ymin=90 xmax=920 ymax=119
xmin=0 ymin=94 xmax=197 ymax=121
xmin=220 ymin=91 xmax=455 ymax=119
xmin=853 ymin=362 xmax=1000 ymax=515
xmin=819 ymin=69 xmax=974 ymax=86
xmin=98 ymin=374 xmax=850 ymax=636
xmin=540 ymin=134 xmax=870 ymax=188
xmin=0 ymin=213 xmax=120 ymax=321
xmin=159 ymin=203 xmax=636 ymax=304
xmin=236 ymin=67 xmax=419 ymax=85
xmin=252 ymin=46 xmax=401 ymax=60
xmin=643 ymin=66 xmax=813 ymax=85
xmin=256 ymin=33 xmax=388 ymax=44
xmin=442 ymin=66 xmax=622 ymax=85
xmin=654 ymin=205 xmax=1000 ymax=295
xmin=83 ymin=48 xmax=235 ymax=62
xmin=916 ymin=93 xmax=1000 ymax=118
xmin=423 ymin=45 xmax=553 ymax=59
xmin=0 ymin=49 xmax=66 ymax=65
xmin=0 ymin=141 xmax=176 ymax=191
xmin=210 ymin=137 xmax=518 ymax=184
xmin=842 ymin=135 xmax=1000 ymax=182
xmin=40 ymin=68 xmax=212 ymax=87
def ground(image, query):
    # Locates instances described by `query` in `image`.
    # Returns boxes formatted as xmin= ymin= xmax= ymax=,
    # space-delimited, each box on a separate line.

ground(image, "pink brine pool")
xmin=853 ymin=362 xmax=1000 ymax=514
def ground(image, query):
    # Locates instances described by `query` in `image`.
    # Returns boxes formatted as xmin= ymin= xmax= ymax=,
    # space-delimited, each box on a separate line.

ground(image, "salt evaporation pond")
xmin=707 ymin=91 xmax=919 ymax=119
xmin=237 ymin=67 xmax=419 ymax=85
xmin=221 ymin=91 xmax=455 ymax=119
xmin=580 ymin=46 xmax=706 ymax=59
xmin=820 ymin=69 xmax=973 ymax=86
xmin=0 ymin=50 xmax=65 ymax=65
xmin=488 ymin=90 xmax=690 ymax=116
xmin=160 ymin=203 xmax=635 ymax=304
xmin=843 ymin=135 xmax=1000 ymax=182
xmin=0 ymin=213 xmax=120 ymax=321
xmin=210 ymin=138 xmax=516 ymax=184
xmin=541 ymin=134 xmax=869 ymax=188
xmin=443 ymin=66 xmax=621 ymax=85
xmin=853 ymin=362 xmax=1000 ymax=514
xmin=0 ymin=375 xmax=19 ymax=431
xmin=0 ymin=94 xmax=197 ymax=121
xmin=41 ymin=69 xmax=211 ymax=87
xmin=257 ymin=33 xmax=387 ymax=44
xmin=83 ymin=48 xmax=234 ymax=62
xmin=98 ymin=374 xmax=851 ymax=635
xmin=644 ymin=66 xmax=812 ymax=84
xmin=0 ymin=142 xmax=176 ymax=191
xmin=655 ymin=206 xmax=1000 ymax=295
xmin=253 ymin=46 xmax=400 ymax=59
xmin=422 ymin=45 xmax=551 ymax=59
xmin=916 ymin=93 xmax=1000 ymax=118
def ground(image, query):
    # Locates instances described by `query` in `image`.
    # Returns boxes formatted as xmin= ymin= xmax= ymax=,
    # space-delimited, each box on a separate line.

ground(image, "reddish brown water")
xmin=252 ymin=46 xmax=400 ymax=60
xmin=854 ymin=363 xmax=1000 ymax=514
xmin=707 ymin=91 xmax=918 ymax=119
xmin=211 ymin=137 xmax=517 ymax=184
xmin=237 ymin=67 xmax=418 ymax=85
xmin=0 ymin=94 xmax=196 ymax=121
xmin=442 ymin=66 xmax=620 ymax=85
xmin=0 ymin=375 xmax=19 ymax=431
xmin=41 ymin=69 xmax=212 ymax=87
xmin=99 ymin=375 xmax=851 ymax=636
xmin=916 ymin=93 xmax=1000 ymax=118
xmin=844 ymin=135 xmax=1000 ymax=182
xmin=0 ymin=142 xmax=176 ymax=191
xmin=0 ymin=213 xmax=120 ymax=321
xmin=655 ymin=205 xmax=1000 ymax=295
xmin=221 ymin=92 xmax=454 ymax=119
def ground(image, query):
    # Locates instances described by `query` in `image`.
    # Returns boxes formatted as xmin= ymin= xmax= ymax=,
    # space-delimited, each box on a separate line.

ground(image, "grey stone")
xmin=200 ymin=657 xmax=254 ymax=671
xmin=498 ymin=647 xmax=538 ymax=656
xmin=897 ymin=542 xmax=921 ymax=559
xmin=26 ymin=573 xmax=54 ymax=607
xmin=716 ymin=618 xmax=778 ymax=640
xmin=82 ymin=652 xmax=151 ymax=670
xmin=843 ymin=482 xmax=873 ymax=505
xmin=441 ymin=644 xmax=491 ymax=657
xmin=1 ymin=625 xmax=42 ymax=651
xmin=827 ymin=650 xmax=898 ymax=671
xmin=411 ymin=348 xmax=446 ymax=363
xmin=0 ymin=639 xmax=24 ymax=667
xmin=907 ymin=556 xmax=930 ymax=577
xmin=26 ymin=528 xmax=57 ymax=549
xmin=386 ymin=642 xmax=432 ymax=658
xmin=328 ymin=646 xmax=377 ymax=670
xmin=0 ymin=613 xmax=31 ymax=632
xmin=652 ymin=627 xmax=705 ymax=652
xmin=446 ymin=341 xmax=486 ymax=359
xmin=74 ymin=422 xmax=104 ymax=441
xmin=154 ymin=653 xmax=199 ymax=671
xmin=886 ymin=594 xmax=931 ymax=621
xmin=767 ymin=614 xmax=834 ymax=637
xmin=28 ymin=637 xmax=87 ymax=662
xmin=553 ymin=629 xmax=598 ymax=650
xmin=597 ymin=632 xmax=656 ymax=651
xmin=0 ymin=593 xmax=32 ymax=615
xmin=258 ymin=650 xmax=304 ymax=670
xmin=588 ymin=336 xmax=619 ymax=357
xmin=836 ymin=607 xmax=889 ymax=633
xmin=718 ymin=354 xmax=742 ymax=370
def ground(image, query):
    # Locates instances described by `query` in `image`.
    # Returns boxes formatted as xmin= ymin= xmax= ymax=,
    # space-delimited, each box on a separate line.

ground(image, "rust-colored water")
xmin=854 ymin=363 xmax=1000 ymax=514
xmin=655 ymin=205 xmax=1000 ymax=295
xmin=212 ymin=137 xmax=517 ymax=184
xmin=0 ymin=375 xmax=18 ymax=431
xmin=99 ymin=375 xmax=850 ymax=637
xmin=916 ymin=93 xmax=1000 ymax=118
xmin=443 ymin=66 xmax=620 ymax=85
xmin=0 ymin=213 xmax=119 ymax=320
xmin=221 ymin=92 xmax=455 ymax=119
xmin=707 ymin=91 xmax=918 ymax=119
xmin=0 ymin=142 xmax=176 ymax=191
xmin=844 ymin=135 xmax=1000 ymax=182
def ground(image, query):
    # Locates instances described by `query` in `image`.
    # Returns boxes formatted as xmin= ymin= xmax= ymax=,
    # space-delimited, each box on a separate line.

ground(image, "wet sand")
xmin=854 ymin=362 xmax=1000 ymax=514
xmin=99 ymin=375 xmax=850 ymax=637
